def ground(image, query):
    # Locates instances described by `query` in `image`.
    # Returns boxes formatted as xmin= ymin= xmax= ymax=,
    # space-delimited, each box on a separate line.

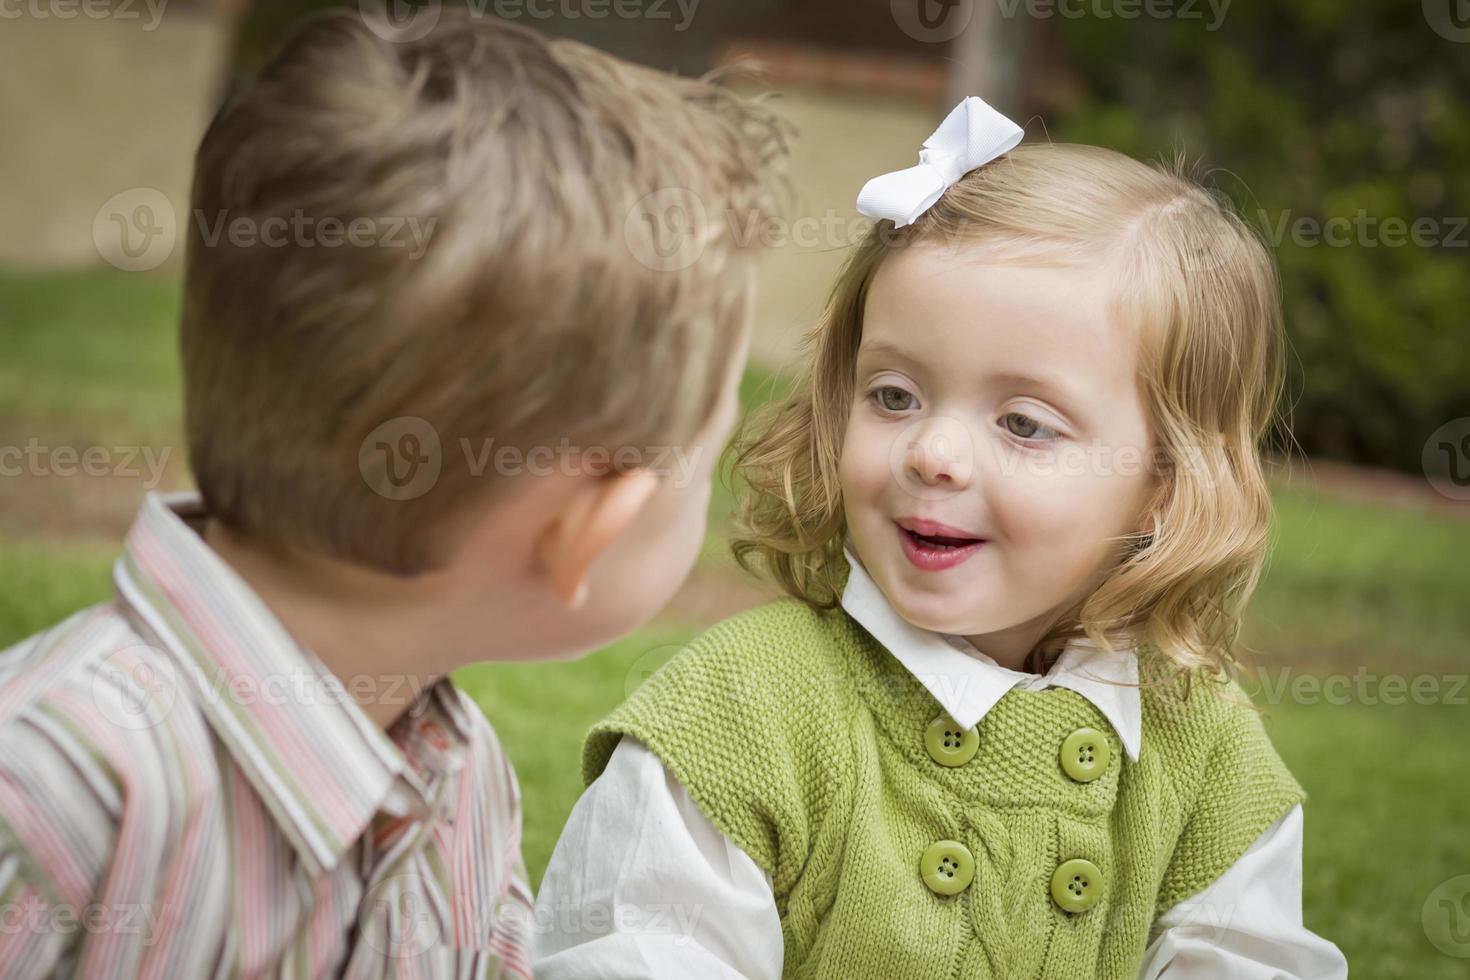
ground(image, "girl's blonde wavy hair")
xmin=730 ymin=142 xmax=1286 ymax=685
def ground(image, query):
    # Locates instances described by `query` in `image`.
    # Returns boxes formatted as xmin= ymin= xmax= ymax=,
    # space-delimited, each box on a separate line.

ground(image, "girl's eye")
xmin=1000 ymin=411 xmax=1061 ymax=441
xmin=871 ymin=386 xmax=916 ymax=413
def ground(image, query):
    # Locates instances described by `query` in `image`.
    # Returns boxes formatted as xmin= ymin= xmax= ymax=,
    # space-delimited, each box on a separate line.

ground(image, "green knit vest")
xmin=584 ymin=595 xmax=1306 ymax=980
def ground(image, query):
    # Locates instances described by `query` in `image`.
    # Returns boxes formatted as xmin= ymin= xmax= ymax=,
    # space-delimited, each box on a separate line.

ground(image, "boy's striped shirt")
xmin=0 ymin=493 xmax=533 ymax=978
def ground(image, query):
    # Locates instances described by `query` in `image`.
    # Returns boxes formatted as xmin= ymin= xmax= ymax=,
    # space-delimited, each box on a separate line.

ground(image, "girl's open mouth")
xmin=896 ymin=523 xmax=986 ymax=571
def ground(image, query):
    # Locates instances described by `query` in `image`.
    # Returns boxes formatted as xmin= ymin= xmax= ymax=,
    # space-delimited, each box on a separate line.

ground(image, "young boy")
xmin=0 ymin=8 xmax=783 ymax=977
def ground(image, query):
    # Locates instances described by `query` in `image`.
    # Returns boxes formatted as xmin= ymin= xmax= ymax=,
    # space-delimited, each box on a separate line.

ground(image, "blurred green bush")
xmin=1055 ymin=0 xmax=1469 ymax=472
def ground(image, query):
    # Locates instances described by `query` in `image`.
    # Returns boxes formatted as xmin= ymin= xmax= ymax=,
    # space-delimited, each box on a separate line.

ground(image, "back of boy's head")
xmin=182 ymin=7 xmax=785 ymax=574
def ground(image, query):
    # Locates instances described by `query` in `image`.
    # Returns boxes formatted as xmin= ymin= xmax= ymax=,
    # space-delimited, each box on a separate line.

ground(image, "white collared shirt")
xmin=533 ymin=551 xmax=1348 ymax=979
xmin=838 ymin=544 xmax=1145 ymax=762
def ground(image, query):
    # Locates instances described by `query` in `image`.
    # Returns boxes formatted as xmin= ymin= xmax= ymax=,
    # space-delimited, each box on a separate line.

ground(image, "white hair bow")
xmin=855 ymin=96 xmax=1024 ymax=228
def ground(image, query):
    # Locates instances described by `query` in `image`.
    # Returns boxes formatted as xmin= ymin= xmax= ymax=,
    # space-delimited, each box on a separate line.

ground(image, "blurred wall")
xmin=733 ymin=88 xmax=937 ymax=370
xmin=0 ymin=7 xmax=234 ymax=270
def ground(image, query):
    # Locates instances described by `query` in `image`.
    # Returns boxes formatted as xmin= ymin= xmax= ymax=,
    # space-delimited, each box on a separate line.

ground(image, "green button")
xmin=924 ymin=715 xmax=979 ymax=767
xmin=1051 ymin=858 xmax=1103 ymax=913
xmin=1060 ymin=727 xmax=1110 ymax=783
xmin=920 ymin=840 xmax=975 ymax=896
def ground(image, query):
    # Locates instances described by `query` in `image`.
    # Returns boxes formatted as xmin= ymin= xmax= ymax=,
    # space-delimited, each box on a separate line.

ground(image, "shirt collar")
xmin=112 ymin=492 xmax=472 ymax=875
xmin=839 ymin=544 xmax=1141 ymax=762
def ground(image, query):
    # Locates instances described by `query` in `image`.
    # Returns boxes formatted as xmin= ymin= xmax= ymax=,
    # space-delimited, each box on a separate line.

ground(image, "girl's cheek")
xmin=840 ymin=420 xmax=888 ymax=496
xmin=991 ymin=472 xmax=1093 ymax=546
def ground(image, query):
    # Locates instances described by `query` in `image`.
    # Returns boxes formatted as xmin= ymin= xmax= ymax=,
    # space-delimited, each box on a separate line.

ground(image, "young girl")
xmin=532 ymin=98 xmax=1348 ymax=979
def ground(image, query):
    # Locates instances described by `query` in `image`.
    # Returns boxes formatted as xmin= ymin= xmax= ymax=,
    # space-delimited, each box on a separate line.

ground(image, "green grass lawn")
xmin=1251 ymin=485 xmax=1470 ymax=671
xmin=3 ymin=267 xmax=1468 ymax=977
xmin=0 ymin=267 xmax=183 ymax=441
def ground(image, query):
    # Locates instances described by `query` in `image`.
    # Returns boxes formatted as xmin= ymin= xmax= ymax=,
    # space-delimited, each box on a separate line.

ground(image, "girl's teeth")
xmin=911 ymin=530 xmax=974 ymax=548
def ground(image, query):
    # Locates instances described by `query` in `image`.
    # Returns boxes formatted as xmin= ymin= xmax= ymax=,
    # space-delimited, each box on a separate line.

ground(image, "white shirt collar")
xmin=839 ymin=545 xmax=1142 ymax=762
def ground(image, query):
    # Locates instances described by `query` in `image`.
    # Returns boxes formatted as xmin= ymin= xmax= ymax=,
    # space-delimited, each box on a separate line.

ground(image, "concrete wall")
xmin=0 ymin=6 xmax=234 ymax=270
xmin=735 ymin=88 xmax=935 ymax=372
xmin=0 ymin=6 xmax=942 ymax=373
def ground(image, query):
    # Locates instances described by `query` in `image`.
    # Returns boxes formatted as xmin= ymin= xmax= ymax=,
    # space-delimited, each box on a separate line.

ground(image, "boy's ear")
xmin=535 ymin=468 xmax=663 ymax=609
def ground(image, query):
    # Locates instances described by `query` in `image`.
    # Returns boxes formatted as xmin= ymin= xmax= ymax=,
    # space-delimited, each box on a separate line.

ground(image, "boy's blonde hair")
xmin=182 ymin=8 xmax=785 ymax=574
xmin=732 ymin=143 xmax=1284 ymax=680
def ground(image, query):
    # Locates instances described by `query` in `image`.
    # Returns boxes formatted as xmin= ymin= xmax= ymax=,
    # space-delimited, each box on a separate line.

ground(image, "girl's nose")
xmin=894 ymin=415 xmax=975 ymax=498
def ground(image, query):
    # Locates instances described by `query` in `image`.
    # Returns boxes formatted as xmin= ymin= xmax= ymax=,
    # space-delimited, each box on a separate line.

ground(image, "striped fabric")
xmin=0 ymin=493 xmax=533 ymax=978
